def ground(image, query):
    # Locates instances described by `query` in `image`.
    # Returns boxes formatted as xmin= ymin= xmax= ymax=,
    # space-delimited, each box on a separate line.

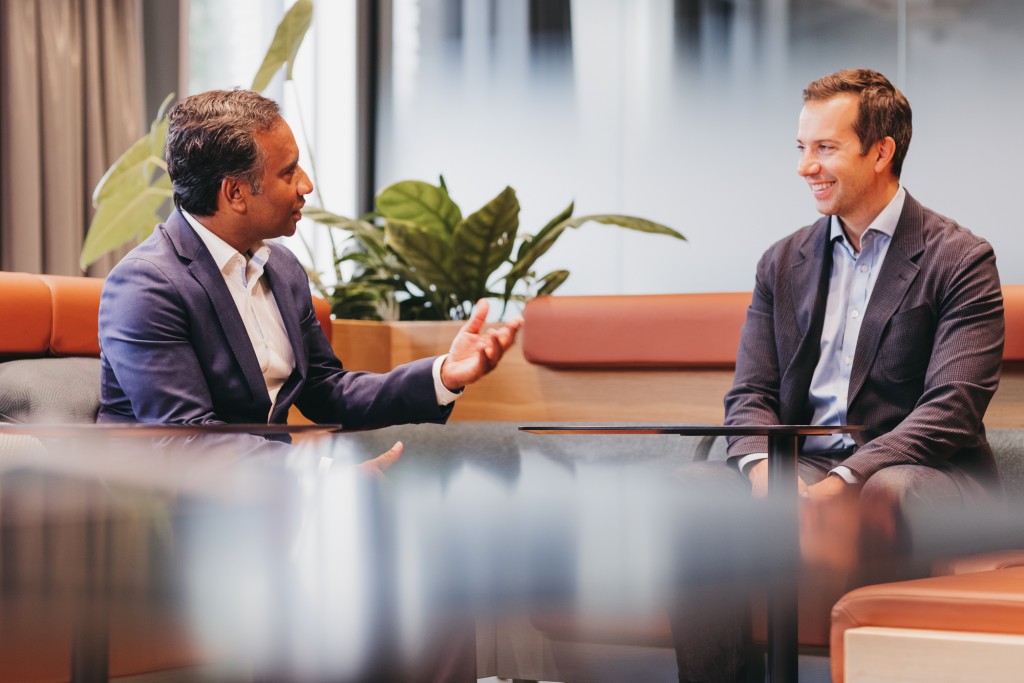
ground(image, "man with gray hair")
xmin=99 ymin=89 xmax=520 ymax=464
xmin=98 ymin=88 xmax=515 ymax=680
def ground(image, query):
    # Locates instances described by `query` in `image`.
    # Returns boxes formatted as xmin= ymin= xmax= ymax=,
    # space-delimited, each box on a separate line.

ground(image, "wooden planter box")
xmin=329 ymin=319 xmax=735 ymax=423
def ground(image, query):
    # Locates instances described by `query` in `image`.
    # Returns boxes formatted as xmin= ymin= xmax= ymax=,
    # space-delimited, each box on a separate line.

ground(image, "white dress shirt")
xmin=182 ymin=212 xmax=461 ymax=417
xmin=184 ymin=211 xmax=296 ymax=416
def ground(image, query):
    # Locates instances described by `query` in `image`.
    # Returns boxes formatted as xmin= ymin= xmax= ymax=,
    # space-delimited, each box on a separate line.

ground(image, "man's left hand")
xmin=440 ymin=299 xmax=523 ymax=391
xmin=807 ymin=473 xmax=855 ymax=501
xmin=800 ymin=474 xmax=861 ymax=568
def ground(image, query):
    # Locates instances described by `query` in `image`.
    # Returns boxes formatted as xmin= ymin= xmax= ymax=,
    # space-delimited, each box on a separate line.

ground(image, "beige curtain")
xmin=0 ymin=0 xmax=145 ymax=276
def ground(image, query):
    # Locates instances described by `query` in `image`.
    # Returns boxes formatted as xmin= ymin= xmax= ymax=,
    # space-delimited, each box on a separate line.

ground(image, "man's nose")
xmin=298 ymin=167 xmax=314 ymax=195
xmin=797 ymin=154 xmax=819 ymax=177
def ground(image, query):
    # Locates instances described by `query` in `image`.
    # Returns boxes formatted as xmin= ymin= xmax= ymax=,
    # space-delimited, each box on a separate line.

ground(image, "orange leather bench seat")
xmin=0 ymin=271 xmax=53 ymax=355
xmin=39 ymin=274 xmax=105 ymax=355
xmin=831 ymin=564 xmax=1024 ymax=683
xmin=524 ymin=285 xmax=1024 ymax=368
xmin=523 ymin=292 xmax=750 ymax=368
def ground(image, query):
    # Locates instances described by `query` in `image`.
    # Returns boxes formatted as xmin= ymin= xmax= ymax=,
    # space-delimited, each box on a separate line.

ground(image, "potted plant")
xmin=306 ymin=178 xmax=683 ymax=322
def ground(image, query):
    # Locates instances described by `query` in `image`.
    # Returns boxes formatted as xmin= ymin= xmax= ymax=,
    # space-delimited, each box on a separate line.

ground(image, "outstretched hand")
xmin=440 ymin=299 xmax=523 ymax=391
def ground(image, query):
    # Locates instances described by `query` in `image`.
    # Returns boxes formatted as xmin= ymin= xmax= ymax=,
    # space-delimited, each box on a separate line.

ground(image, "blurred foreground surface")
xmin=1 ymin=425 xmax=1019 ymax=681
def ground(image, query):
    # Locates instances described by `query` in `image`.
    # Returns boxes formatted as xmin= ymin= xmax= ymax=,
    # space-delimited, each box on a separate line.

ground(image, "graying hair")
xmin=166 ymin=89 xmax=282 ymax=215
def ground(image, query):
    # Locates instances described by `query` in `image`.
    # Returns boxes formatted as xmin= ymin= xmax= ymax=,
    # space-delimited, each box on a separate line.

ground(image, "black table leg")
xmin=767 ymin=433 xmax=799 ymax=683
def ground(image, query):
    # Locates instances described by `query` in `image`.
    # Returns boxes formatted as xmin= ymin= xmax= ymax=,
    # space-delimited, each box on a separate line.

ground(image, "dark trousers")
xmin=667 ymin=452 xmax=989 ymax=683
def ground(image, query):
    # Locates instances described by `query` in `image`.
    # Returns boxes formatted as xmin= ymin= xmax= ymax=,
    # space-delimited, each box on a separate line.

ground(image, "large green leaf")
xmin=251 ymin=0 xmax=314 ymax=92
xmin=80 ymin=173 xmax=172 ymax=269
xmin=506 ymin=200 xmax=574 ymax=298
xmin=93 ymin=93 xmax=172 ymax=205
xmin=330 ymin=280 xmax=397 ymax=321
xmin=376 ymin=181 xmax=462 ymax=236
xmin=384 ymin=218 xmax=460 ymax=295
xmin=302 ymin=206 xmax=386 ymax=252
xmin=515 ymin=200 xmax=573 ymax=262
xmin=512 ymin=213 xmax=684 ymax=291
xmin=537 ymin=269 xmax=570 ymax=297
xmin=452 ymin=186 xmax=519 ymax=300
xmin=562 ymin=214 xmax=685 ymax=239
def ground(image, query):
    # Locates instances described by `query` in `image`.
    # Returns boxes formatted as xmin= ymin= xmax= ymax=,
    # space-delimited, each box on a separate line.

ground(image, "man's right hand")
xmin=358 ymin=441 xmax=404 ymax=479
xmin=747 ymin=458 xmax=808 ymax=499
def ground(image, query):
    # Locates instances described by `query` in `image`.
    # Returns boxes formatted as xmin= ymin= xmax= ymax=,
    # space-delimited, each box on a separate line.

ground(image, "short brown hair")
xmin=166 ymin=89 xmax=282 ymax=215
xmin=803 ymin=69 xmax=912 ymax=179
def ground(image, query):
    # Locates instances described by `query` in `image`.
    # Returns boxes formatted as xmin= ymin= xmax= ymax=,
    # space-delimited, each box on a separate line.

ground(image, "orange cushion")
xmin=313 ymin=294 xmax=332 ymax=344
xmin=522 ymin=293 xmax=750 ymax=368
xmin=525 ymin=287 xmax=1024 ymax=368
xmin=1002 ymin=285 xmax=1024 ymax=361
xmin=831 ymin=567 xmax=1024 ymax=683
xmin=0 ymin=272 xmax=52 ymax=356
xmin=39 ymin=274 xmax=104 ymax=357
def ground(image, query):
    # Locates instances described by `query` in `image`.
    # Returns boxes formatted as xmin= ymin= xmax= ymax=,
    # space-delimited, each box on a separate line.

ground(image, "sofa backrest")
xmin=0 ymin=271 xmax=334 ymax=359
xmin=523 ymin=286 xmax=1024 ymax=368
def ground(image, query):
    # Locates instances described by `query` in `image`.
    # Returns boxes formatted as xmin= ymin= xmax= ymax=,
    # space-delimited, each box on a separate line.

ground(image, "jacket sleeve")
xmin=842 ymin=240 xmax=1004 ymax=479
xmin=287 ymin=278 xmax=453 ymax=430
xmin=723 ymin=246 xmax=784 ymax=456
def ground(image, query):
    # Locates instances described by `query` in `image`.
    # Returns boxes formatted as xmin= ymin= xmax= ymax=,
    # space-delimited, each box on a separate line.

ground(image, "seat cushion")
xmin=522 ymin=293 xmax=749 ymax=368
xmin=0 ymin=357 xmax=101 ymax=424
xmin=831 ymin=567 xmax=1024 ymax=683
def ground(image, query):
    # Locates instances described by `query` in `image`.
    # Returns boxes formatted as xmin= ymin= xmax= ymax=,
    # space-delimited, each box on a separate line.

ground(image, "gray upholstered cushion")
xmin=0 ymin=357 xmax=101 ymax=423
xmin=988 ymin=428 xmax=1024 ymax=498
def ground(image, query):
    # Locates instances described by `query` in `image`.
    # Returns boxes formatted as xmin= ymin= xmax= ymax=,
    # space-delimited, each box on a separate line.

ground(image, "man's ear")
xmin=220 ymin=178 xmax=246 ymax=214
xmin=874 ymin=136 xmax=897 ymax=174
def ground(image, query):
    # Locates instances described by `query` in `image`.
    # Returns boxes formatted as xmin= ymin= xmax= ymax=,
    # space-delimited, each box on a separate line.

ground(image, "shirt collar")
xmin=829 ymin=184 xmax=905 ymax=245
xmin=181 ymin=210 xmax=272 ymax=274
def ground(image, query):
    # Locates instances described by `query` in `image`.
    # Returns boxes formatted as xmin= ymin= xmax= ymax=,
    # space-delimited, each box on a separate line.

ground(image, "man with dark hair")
xmin=99 ymin=89 xmax=521 ymax=466
xmin=670 ymin=68 xmax=1004 ymax=682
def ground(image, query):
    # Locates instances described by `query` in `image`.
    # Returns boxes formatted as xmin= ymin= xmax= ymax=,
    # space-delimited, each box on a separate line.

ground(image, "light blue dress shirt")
xmin=805 ymin=185 xmax=905 ymax=452
xmin=737 ymin=186 xmax=906 ymax=482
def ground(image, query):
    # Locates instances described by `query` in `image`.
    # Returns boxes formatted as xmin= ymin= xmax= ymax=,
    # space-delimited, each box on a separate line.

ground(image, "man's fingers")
xmin=492 ymin=326 xmax=515 ymax=350
xmin=370 ymin=441 xmax=404 ymax=473
xmin=459 ymin=299 xmax=489 ymax=336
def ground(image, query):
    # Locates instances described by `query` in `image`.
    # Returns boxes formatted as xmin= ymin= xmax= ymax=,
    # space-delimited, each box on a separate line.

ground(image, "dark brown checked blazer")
xmin=724 ymin=192 xmax=1004 ymax=486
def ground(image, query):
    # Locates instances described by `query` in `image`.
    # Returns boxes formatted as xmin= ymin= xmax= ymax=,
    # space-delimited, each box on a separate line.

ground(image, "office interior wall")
xmin=373 ymin=0 xmax=1024 ymax=297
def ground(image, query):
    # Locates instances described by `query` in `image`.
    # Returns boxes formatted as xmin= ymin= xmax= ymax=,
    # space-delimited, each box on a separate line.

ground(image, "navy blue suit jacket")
xmin=98 ymin=210 xmax=451 ymax=431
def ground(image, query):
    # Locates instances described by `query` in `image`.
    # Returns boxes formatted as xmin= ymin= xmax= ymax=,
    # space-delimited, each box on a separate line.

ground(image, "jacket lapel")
xmin=788 ymin=218 xmax=831 ymax=342
xmin=781 ymin=220 xmax=833 ymax=423
xmin=847 ymin=194 xmax=924 ymax=406
xmin=165 ymin=211 xmax=272 ymax=408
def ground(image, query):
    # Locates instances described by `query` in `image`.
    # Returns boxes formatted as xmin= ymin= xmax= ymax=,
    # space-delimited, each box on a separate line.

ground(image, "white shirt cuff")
xmin=432 ymin=354 xmax=462 ymax=406
xmin=828 ymin=465 xmax=860 ymax=484
xmin=735 ymin=452 xmax=768 ymax=476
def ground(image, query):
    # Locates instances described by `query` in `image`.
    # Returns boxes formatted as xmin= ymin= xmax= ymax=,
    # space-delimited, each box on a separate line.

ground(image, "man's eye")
xmin=819 ymin=145 xmax=833 ymax=152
